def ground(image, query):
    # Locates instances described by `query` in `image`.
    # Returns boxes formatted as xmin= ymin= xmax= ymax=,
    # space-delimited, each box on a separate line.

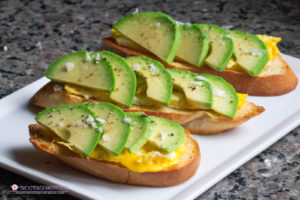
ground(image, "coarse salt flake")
xmin=149 ymin=63 xmax=158 ymax=74
xmin=65 ymin=62 xmax=74 ymax=72
xmin=98 ymin=126 xmax=103 ymax=133
xmin=133 ymin=64 xmax=140 ymax=71
xmin=53 ymin=84 xmax=63 ymax=92
xmin=214 ymin=89 xmax=226 ymax=97
xmin=195 ymin=76 xmax=208 ymax=81
xmin=91 ymin=122 xmax=97 ymax=128
xmin=77 ymin=120 xmax=84 ymax=127
xmin=102 ymin=134 xmax=110 ymax=141
xmin=251 ymin=48 xmax=265 ymax=56
xmin=86 ymin=53 xmax=91 ymax=61
xmin=58 ymin=122 xmax=64 ymax=127
xmin=95 ymin=53 xmax=101 ymax=61
xmin=175 ymin=20 xmax=184 ymax=27
xmin=190 ymin=81 xmax=203 ymax=86
xmin=86 ymin=114 xmax=95 ymax=124
xmin=123 ymin=117 xmax=131 ymax=123
xmin=96 ymin=118 xmax=106 ymax=123
xmin=132 ymin=8 xmax=139 ymax=14
xmin=160 ymin=132 xmax=167 ymax=140
xmin=185 ymin=23 xmax=192 ymax=27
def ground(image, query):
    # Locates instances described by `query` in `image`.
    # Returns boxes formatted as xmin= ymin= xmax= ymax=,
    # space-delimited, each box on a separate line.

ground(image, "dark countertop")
xmin=0 ymin=0 xmax=299 ymax=199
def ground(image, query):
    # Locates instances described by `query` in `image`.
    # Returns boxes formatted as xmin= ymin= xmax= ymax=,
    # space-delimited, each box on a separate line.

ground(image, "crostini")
xmin=102 ymin=11 xmax=298 ymax=96
xmin=29 ymin=103 xmax=200 ymax=186
xmin=30 ymin=50 xmax=264 ymax=134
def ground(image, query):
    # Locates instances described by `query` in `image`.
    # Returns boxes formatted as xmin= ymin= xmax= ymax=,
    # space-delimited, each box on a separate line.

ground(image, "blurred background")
xmin=0 ymin=0 xmax=299 ymax=199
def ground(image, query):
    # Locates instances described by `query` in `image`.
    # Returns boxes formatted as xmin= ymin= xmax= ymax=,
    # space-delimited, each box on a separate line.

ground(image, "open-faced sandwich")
xmin=31 ymin=50 xmax=264 ymax=134
xmin=102 ymin=11 xmax=298 ymax=96
xmin=29 ymin=102 xmax=200 ymax=186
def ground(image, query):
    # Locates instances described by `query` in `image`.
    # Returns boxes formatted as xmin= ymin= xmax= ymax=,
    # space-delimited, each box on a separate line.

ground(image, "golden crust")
xmin=30 ymin=82 xmax=265 ymax=134
xmin=102 ymin=37 xmax=298 ymax=96
xmin=29 ymin=124 xmax=200 ymax=187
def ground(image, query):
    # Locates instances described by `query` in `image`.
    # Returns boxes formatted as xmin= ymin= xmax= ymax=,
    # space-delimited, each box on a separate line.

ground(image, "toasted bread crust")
xmin=102 ymin=37 xmax=298 ymax=96
xmin=29 ymin=124 xmax=200 ymax=187
xmin=30 ymin=82 xmax=265 ymax=134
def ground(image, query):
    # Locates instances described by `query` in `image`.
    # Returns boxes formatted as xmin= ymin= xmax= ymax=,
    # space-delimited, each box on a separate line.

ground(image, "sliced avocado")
xmin=167 ymin=69 xmax=212 ymax=109
xmin=176 ymin=24 xmax=209 ymax=67
xmin=46 ymin=50 xmax=115 ymax=91
xmin=148 ymin=116 xmax=184 ymax=153
xmin=199 ymin=24 xmax=233 ymax=71
xmin=90 ymin=51 xmax=136 ymax=107
xmin=124 ymin=112 xmax=154 ymax=152
xmin=86 ymin=102 xmax=130 ymax=156
xmin=113 ymin=11 xmax=180 ymax=64
xmin=126 ymin=56 xmax=173 ymax=106
xmin=197 ymin=74 xmax=238 ymax=118
xmin=35 ymin=105 xmax=102 ymax=156
xmin=229 ymin=31 xmax=268 ymax=76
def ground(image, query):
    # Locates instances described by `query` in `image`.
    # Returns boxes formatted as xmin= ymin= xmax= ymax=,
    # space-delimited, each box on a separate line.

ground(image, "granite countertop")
xmin=0 ymin=0 xmax=299 ymax=199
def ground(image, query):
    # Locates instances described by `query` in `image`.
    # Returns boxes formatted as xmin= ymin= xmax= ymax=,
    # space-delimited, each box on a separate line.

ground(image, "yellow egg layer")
xmin=54 ymin=139 xmax=186 ymax=172
xmin=90 ymin=142 xmax=186 ymax=172
xmin=237 ymin=93 xmax=248 ymax=109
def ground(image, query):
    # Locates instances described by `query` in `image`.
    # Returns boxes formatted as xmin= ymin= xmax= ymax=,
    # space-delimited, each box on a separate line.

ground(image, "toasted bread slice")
xmin=30 ymin=82 xmax=265 ymax=134
xmin=29 ymin=124 xmax=200 ymax=187
xmin=103 ymin=37 xmax=298 ymax=96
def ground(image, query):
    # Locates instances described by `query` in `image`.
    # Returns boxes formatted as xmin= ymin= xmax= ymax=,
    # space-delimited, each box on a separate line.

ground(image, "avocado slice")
xmin=90 ymin=51 xmax=136 ymax=107
xmin=148 ymin=116 xmax=184 ymax=153
xmin=196 ymin=74 xmax=238 ymax=118
xmin=126 ymin=56 xmax=173 ymax=106
xmin=199 ymin=24 xmax=233 ymax=71
xmin=35 ymin=105 xmax=103 ymax=156
xmin=113 ymin=11 xmax=180 ymax=64
xmin=229 ymin=31 xmax=269 ymax=76
xmin=167 ymin=68 xmax=212 ymax=109
xmin=86 ymin=102 xmax=130 ymax=156
xmin=46 ymin=50 xmax=115 ymax=92
xmin=176 ymin=24 xmax=209 ymax=67
xmin=124 ymin=112 xmax=154 ymax=153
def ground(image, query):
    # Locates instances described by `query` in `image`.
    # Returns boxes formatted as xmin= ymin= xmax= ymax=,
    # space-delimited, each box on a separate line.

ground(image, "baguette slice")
xmin=30 ymin=82 xmax=265 ymax=134
xmin=29 ymin=124 xmax=200 ymax=187
xmin=103 ymin=37 xmax=298 ymax=96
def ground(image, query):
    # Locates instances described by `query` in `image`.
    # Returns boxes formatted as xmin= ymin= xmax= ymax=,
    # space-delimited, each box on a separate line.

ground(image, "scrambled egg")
xmin=55 ymin=139 xmax=186 ymax=172
xmin=90 ymin=142 xmax=186 ymax=172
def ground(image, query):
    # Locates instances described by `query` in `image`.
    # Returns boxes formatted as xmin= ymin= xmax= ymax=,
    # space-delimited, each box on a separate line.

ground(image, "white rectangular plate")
xmin=0 ymin=54 xmax=299 ymax=200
